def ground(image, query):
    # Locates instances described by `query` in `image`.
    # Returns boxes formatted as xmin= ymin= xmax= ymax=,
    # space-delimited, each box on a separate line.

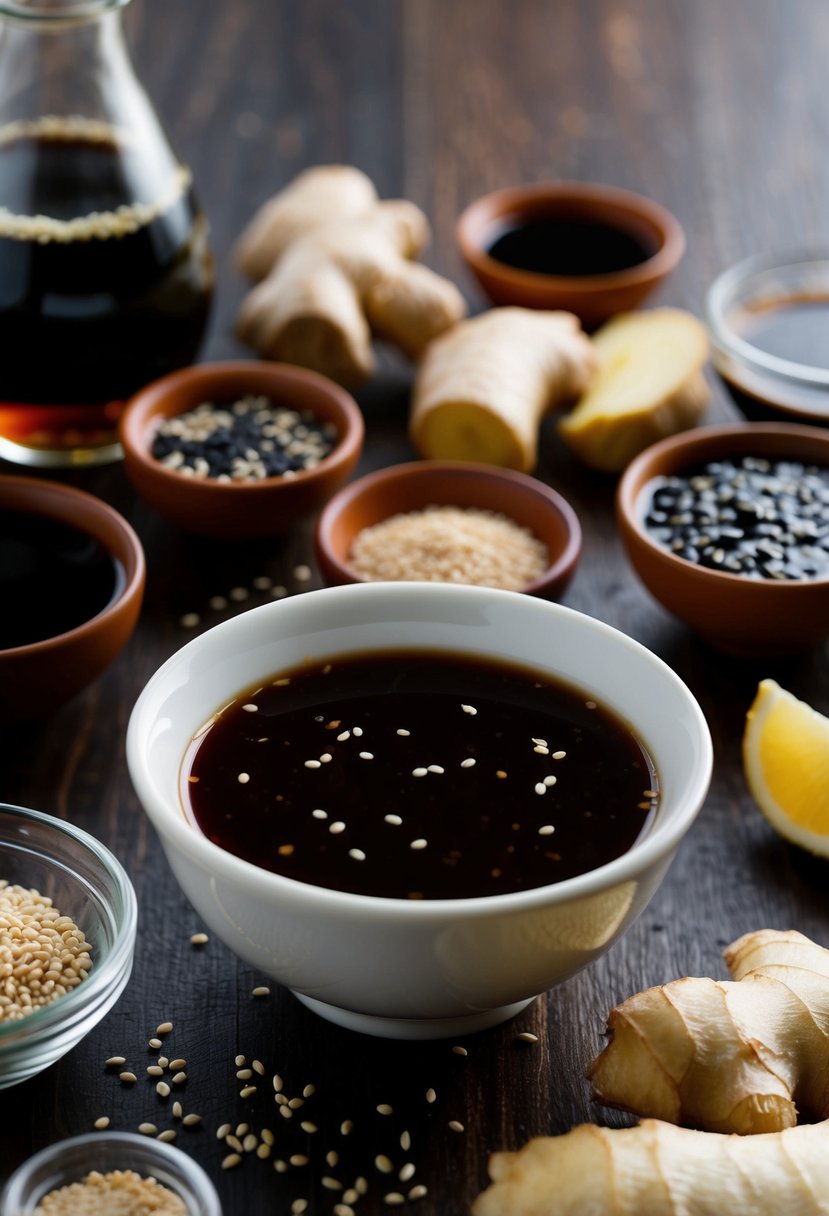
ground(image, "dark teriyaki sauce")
xmin=486 ymin=216 xmax=657 ymax=278
xmin=0 ymin=508 xmax=124 ymax=648
xmin=184 ymin=651 xmax=658 ymax=900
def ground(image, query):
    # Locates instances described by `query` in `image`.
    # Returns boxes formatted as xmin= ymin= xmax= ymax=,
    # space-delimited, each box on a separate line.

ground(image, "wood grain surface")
xmin=2 ymin=0 xmax=829 ymax=1211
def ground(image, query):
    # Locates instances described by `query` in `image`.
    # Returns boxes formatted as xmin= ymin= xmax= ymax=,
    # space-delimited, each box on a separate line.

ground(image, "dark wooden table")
xmin=3 ymin=1 xmax=829 ymax=1211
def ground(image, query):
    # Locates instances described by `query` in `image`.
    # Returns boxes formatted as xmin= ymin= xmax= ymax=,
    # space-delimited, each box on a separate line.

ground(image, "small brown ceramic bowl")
xmin=457 ymin=181 xmax=685 ymax=328
xmin=120 ymin=361 xmax=365 ymax=537
xmin=315 ymin=460 xmax=582 ymax=599
xmin=617 ymin=423 xmax=829 ymax=656
xmin=0 ymin=477 xmax=145 ymax=721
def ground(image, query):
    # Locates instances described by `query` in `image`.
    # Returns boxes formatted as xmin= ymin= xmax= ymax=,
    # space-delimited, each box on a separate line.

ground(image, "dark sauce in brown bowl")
xmin=487 ymin=216 xmax=658 ymax=278
xmin=183 ymin=650 xmax=658 ymax=901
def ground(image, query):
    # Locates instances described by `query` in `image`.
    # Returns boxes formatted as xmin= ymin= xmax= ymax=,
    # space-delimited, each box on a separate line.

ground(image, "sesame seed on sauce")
xmin=184 ymin=651 xmax=658 ymax=900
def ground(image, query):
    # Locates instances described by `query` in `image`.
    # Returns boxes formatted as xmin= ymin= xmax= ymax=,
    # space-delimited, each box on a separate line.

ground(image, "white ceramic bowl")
xmin=127 ymin=584 xmax=712 ymax=1040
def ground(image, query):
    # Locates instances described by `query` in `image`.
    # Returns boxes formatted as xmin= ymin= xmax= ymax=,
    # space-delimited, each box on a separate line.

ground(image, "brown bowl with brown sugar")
xmin=616 ymin=422 xmax=829 ymax=656
xmin=0 ymin=476 xmax=145 ymax=721
xmin=457 ymin=181 xmax=685 ymax=329
xmin=315 ymin=460 xmax=582 ymax=599
xmin=120 ymin=361 xmax=365 ymax=538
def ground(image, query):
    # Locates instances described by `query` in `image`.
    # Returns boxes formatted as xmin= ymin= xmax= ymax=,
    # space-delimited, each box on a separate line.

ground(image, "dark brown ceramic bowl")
xmin=617 ymin=423 xmax=829 ymax=656
xmin=457 ymin=181 xmax=685 ymax=328
xmin=315 ymin=461 xmax=582 ymax=599
xmin=120 ymin=361 xmax=365 ymax=538
xmin=0 ymin=477 xmax=145 ymax=721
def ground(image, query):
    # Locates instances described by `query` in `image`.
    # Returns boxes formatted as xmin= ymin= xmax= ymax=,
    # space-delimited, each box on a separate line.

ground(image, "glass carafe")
xmin=0 ymin=0 xmax=214 ymax=466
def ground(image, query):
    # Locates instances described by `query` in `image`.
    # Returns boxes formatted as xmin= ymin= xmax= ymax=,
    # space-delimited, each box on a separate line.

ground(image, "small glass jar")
xmin=1 ymin=1132 xmax=223 ymax=1215
xmin=0 ymin=0 xmax=214 ymax=466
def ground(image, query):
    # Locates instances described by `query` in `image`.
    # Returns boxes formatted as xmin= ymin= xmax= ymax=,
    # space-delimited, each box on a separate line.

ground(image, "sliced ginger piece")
xmin=558 ymin=307 xmax=710 ymax=472
xmin=410 ymin=307 xmax=597 ymax=472
xmin=743 ymin=679 xmax=829 ymax=856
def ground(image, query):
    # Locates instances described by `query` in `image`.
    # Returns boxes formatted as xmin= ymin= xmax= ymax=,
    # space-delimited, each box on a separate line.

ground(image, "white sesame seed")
xmin=158 ymin=1057 xmax=169 ymax=1069
xmin=343 ymin=1189 xmax=359 ymax=1205
xmin=226 ymin=1135 xmax=243 ymax=1152
xmin=452 ymin=1045 xmax=468 ymax=1056
xmin=288 ymin=1098 xmax=304 ymax=1110
xmin=291 ymin=1201 xmax=308 ymax=1215
xmin=322 ymin=1177 xmax=343 ymax=1191
xmin=253 ymin=575 xmax=272 ymax=590
xmin=242 ymin=703 xmax=258 ymax=713
xmin=238 ymin=771 xmax=251 ymax=784
xmin=399 ymin=1163 xmax=416 ymax=1182
xmin=300 ymin=1121 xmax=318 ymax=1133
xmin=190 ymin=932 xmax=209 ymax=945
xmin=311 ymin=809 xmax=328 ymax=821
xmin=329 ymin=821 xmax=346 ymax=834
xmin=216 ymin=1123 xmax=231 ymax=1139
xmin=279 ymin=1105 xmax=293 ymax=1119
xmin=337 ymin=731 xmax=351 ymax=741
xmin=243 ymin=1133 xmax=258 ymax=1152
xmin=448 ymin=1120 xmax=465 ymax=1132
xmin=148 ymin=1038 xmax=162 ymax=1050
xmin=384 ymin=814 xmax=402 ymax=825
xmin=252 ymin=986 xmax=271 ymax=997
xmin=157 ymin=1081 xmax=171 ymax=1097
xmin=208 ymin=595 xmax=228 ymax=611
xmin=359 ymin=751 xmax=374 ymax=760
xmin=384 ymin=1194 xmax=405 ymax=1206
xmin=427 ymin=764 xmax=444 ymax=774
xmin=302 ymin=1083 xmax=315 ymax=1097
xmin=352 ymin=726 xmax=363 ymax=737
xmin=237 ymin=1068 xmax=253 ymax=1080
xmin=340 ymin=1119 xmax=353 ymax=1135
xmin=460 ymin=757 xmax=476 ymax=768
xmin=400 ymin=1130 xmax=411 ymax=1151
xmin=138 ymin=1123 xmax=158 ymax=1135
xmin=273 ymin=1074 xmax=283 ymax=1092
xmin=240 ymin=1086 xmax=257 ymax=1098
xmin=377 ymin=1103 xmax=394 ymax=1116
xmin=409 ymin=1184 xmax=428 ymax=1200
xmin=304 ymin=759 xmax=321 ymax=769
xmin=349 ymin=848 xmax=366 ymax=861
xmin=290 ymin=1154 xmax=309 ymax=1167
xmin=158 ymin=1129 xmax=177 ymax=1143
xmin=222 ymin=1153 xmax=242 ymax=1169
xmin=586 ymin=700 xmax=597 ymax=709
xmin=180 ymin=613 xmax=200 ymax=629
xmin=544 ymin=775 xmax=557 ymax=786
xmin=271 ymin=585 xmax=287 ymax=599
xmin=517 ymin=1031 xmax=539 ymax=1043
xmin=169 ymin=1058 xmax=187 ymax=1070
xmin=104 ymin=1056 xmax=126 ymax=1067
xmin=396 ymin=729 xmax=410 ymax=736
xmin=425 ymin=1088 xmax=436 ymax=1103
xmin=235 ymin=1055 xmax=246 ymax=1066
xmin=355 ymin=1178 xmax=369 ymax=1195
xmin=375 ymin=1155 xmax=394 ymax=1173
xmin=293 ymin=565 xmax=312 ymax=582
xmin=183 ymin=1113 xmax=202 ymax=1126
xmin=261 ymin=1128 xmax=275 ymax=1145
xmin=553 ymin=750 xmax=566 ymax=760
xmin=94 ymin=1116 xmax=110 ymax=1130
xmin=327 ymin=1151 xmax=339 ymax=1167
xmin=236 ymin=1123 xmax=249 ymax=1137
xmin=410 ymin=839 xmax=427 ymax=850
xmin=253 ymin=1059 xmax=266 ymax=1076
xmin=147 ymin=1065 xmax=164 ymax=1077
xmin=320 ymin=752 xmax=333 ymax=763
xmin=257 ymin=1143 xmax=272 ymax=1159
xmin=461 ymin=704 xmax=477 ymax=715
xmin=274 ymin=1159 xmax=288 ymax=1172
xmin=533 ymin=745 xmax=549 ymax=755
xmin=538 ymin=824 xmax=555 ymax=835
xmin=411 ymin=767 xmax=428 ymax=777
xmin=229 ymin=587 xmax=249 ymax=602
xmin=334 ymin=1205 xmax=355 ymax=1216
xmin=172 ymin=1072 xmax=187 ymax=1085
xmin=535 ymin=782 xmax=546 ymax=795
xmin=119 ymin=1072 xmax=137 ymax=1084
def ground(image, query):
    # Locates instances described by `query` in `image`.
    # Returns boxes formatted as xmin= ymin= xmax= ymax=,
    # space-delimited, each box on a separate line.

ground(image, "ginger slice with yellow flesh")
xmin=410 ymin=307 xmax=597 ymax=472
xmin=589 ymin=928 xmax=829 ymax=1134
xmin=234 ymin=166 xmax=466 ymax=386
xmin=558 ymin=307 xmax=710 ymax=472
xmin=472 ymin=1119 xmax=829 ymax=1215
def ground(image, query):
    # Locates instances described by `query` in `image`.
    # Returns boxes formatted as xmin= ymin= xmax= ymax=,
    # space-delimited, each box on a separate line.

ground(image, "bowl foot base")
xmin=293 ymin=992 xmax=537 ymax=1039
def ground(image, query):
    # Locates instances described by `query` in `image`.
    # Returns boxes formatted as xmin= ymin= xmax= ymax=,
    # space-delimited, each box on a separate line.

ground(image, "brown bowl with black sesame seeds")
xmin=617 ymin=422 xmax=829 ymax=656
xmin=119 ymin=361 xmax=365 ymax=538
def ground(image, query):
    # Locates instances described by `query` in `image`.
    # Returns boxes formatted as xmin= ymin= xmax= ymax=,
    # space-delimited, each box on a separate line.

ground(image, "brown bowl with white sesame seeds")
xmin=315 ymin=461 xmax=582 ymax=598
xmin=119 ymin=360 xmax=364 ymax=538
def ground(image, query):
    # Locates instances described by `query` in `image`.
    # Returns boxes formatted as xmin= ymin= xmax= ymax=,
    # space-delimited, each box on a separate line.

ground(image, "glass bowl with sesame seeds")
xmin=0 ymin=804 xmax=137 ymax=1088
xmin=617 ymin=421 xmax=829 ymax=656
xmin=127 ymin=581 xmax=711 ymax=1040
xmin=119 ymin=360 xmax=364 ymax=538
xmin=1 ymin=1131 xmax=221 ymax=1215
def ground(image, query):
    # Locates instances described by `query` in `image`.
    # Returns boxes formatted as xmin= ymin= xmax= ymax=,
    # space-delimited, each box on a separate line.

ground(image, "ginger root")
xmin=472 ymin=1118 xmax=829 ymax=1215
xmin=588 ymin=928 xmax=829 ymax=1134
xmin=409 ymin=307 xmax=597 ymax=472
xmin=235 ymin=165 xmax=466 ymax=386
xmin=558 ymin=308 xmax=709 ymax=472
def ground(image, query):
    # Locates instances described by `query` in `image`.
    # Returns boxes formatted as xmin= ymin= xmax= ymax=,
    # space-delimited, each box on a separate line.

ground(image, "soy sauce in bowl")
xmin=487 ymin=215 xmax=658 ymax=278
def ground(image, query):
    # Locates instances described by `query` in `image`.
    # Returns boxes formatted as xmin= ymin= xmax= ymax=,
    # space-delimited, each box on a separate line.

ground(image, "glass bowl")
xmin=1 ymin=1132 xmax=222 ymax=1215
xmin=0 ymin=804 xmax=137 ymax=1089
xmin=706 ymin=248 xmax=829 ymax=423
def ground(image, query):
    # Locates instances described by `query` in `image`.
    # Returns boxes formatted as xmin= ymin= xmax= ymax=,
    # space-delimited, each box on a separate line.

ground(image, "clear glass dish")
xmin=1 ymin=1132 xmax=222 ymax=1215
xmin=0 ymin=803 xmax=137 ymax=1088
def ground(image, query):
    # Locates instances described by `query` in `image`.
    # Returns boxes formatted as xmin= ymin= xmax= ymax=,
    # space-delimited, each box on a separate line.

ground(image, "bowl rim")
xmin=119 ymin=359 xmax=365 ymax=495
xmin=0 ymin=803 xmax=138 ymax=1046
xmin=706 ymin=247 xmax=829 ymax=386
xmin=0 ymin=476 xmax=145 ymax=659
xmin=617 ymin=421 xmax=829 ymax=591
xmin=1 ymin=1131 xmax=222 ymax=1214
xmin=456 ymin=180 xmax=686 ymax=294
xmin=127 ymin=583 xmax=713 ymax=921
xmin=314 ymin=459 xmax=583 ymax=593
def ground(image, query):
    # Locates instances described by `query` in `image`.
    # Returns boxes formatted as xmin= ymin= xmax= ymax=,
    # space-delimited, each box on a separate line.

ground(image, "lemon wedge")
xmin=743 ymin=679 xmax=829 ymax=855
